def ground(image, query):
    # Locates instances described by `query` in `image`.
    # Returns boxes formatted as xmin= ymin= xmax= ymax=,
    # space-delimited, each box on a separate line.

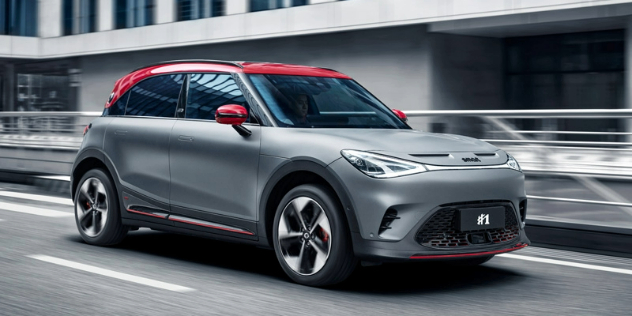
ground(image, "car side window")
xmin=125 ymin=74 xmax=185 ymax=118
xmin=186 ymin=73 xmax=250 ymax=121
xmin=105 ymin=91 xmax=130 ymax=116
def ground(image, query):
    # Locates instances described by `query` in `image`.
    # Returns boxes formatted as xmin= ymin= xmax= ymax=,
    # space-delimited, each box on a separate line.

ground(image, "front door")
xmin=168 ymin=73 xmax=261 ymax=235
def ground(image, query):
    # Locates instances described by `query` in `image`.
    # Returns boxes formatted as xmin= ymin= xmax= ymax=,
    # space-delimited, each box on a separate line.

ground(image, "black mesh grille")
xmin=415 ymin=202 xmax=520 ymax=248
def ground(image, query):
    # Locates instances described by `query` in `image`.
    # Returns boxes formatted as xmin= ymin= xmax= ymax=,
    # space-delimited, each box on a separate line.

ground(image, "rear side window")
xmin=125 ymin=74 xmax=185 ymax=117
xmin=186 ymin=73 xmax=249 ymax=121
xmin=105 ymin=91 xmax=129 ymax=116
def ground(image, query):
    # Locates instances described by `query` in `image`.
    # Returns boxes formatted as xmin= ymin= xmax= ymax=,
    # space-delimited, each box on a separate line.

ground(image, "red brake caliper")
xmin=320 ymin=227 xmax=329 ymax=243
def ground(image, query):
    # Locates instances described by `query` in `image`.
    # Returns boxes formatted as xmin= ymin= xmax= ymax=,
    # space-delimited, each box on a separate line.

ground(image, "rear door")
xmin=104 ymin=74 xmax=185 ymax=219
xmin=169 ymin=73 xmax=261 ymax=236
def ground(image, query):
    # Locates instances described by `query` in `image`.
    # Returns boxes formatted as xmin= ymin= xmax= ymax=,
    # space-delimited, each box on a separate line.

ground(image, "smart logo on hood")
xmin=462 ymin=157 xmax=481 ymax=163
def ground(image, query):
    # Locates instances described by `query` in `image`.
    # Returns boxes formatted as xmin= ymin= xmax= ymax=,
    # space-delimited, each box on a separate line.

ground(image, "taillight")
xmin=83 ymin=123 xmax=92 ymax=136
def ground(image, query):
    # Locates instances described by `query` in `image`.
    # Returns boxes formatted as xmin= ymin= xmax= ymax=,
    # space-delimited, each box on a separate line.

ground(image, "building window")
xmin=177 ymin=0 xmax=224 ymax=21
xmin=62 ymin=0 xmax=74 ymax=35
xmin=79 ymin=0 xmax=98 ymax=33
xmin=0 ymin=0 xmax=38 ymax=36
xmin=64 ymin=0 xmax=97 ymax=35
xmin=115 ymin=0 xmax=155 ymax=29
xmin=250 ymin=0 xmax=307 ymax=12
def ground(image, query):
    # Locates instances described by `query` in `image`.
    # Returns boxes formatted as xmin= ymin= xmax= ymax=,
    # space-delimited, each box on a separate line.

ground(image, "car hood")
xmin=261 ymin=128 xmax=507 ymax=166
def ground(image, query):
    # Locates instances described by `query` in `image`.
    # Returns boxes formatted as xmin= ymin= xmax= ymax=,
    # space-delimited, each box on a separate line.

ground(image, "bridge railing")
xmin=404 ymin=108 xmax=632 ymax=231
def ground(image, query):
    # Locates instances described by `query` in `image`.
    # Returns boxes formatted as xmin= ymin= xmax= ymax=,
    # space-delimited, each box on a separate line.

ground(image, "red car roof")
xmin=106 ymin=60 xmax=350 ymax=107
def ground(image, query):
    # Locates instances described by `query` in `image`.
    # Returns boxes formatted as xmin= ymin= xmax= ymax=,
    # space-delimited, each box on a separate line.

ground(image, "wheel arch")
xmin=258 ymin=158 xmax=359 ymax=248
xmin=71 ymin=149 xmax=119 ymax=202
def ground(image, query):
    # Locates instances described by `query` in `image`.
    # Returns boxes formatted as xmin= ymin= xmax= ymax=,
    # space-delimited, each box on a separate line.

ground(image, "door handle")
xmin=178 ymin=135 xmax=194 ymax=142
xmin=114 ymin=130 xmax=127 ymax=136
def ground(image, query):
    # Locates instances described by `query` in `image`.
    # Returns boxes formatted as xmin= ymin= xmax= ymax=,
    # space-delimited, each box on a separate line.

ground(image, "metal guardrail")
xmin=405 ymin=109 xmax=632 ymax=118
xmin=0 ymin=111 xmax=101 ymax=151
xmin=405 ymin=109 xmax=632 ymax=219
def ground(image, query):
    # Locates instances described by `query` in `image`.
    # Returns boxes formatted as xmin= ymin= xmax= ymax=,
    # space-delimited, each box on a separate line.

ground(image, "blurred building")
xmin=0 ymin=0 xmax=630 ymax=128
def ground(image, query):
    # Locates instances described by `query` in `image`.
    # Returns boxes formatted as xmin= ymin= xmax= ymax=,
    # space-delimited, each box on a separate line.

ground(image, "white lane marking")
xmin=0 ymin=190 xmax=74 ymax=206
xmin=0 ymin=219 xmax=4 ymax=222
xmin=27 ymin=255 xmax=195 ymax=293
xmin=499 ymin=254 xmax=632 ymax=276
xmin=0 ymin=201 xmax=73 ymax=217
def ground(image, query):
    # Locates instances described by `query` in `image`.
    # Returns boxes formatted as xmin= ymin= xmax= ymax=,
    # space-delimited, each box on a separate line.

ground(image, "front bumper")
xmin=328 ymin=158 xmax=530 ymax=261
xmin=351 ymin=231 xmax=530 ymax=262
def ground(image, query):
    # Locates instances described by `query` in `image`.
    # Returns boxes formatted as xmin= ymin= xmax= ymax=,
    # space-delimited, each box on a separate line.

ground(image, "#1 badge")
xmin=457 ymin=206 xmax=505 ymax=232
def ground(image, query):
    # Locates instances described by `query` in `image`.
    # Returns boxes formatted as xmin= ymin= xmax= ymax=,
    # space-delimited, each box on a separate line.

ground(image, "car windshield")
xmin=248 ymin=74 xmax=410 ymax=129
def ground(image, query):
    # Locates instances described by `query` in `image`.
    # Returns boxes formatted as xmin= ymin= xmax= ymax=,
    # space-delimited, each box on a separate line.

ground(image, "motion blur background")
xmin=1 ymin=0 xmax=632 ymax=251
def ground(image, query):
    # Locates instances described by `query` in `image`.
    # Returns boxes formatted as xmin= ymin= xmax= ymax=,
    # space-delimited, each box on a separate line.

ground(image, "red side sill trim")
xmin=169 ymin=217 xmax=254 ymax=236
xmin=127 ymin=209 xmax=167 ymax=219
xmin=410 ymin=243 xmax=528 ymax=260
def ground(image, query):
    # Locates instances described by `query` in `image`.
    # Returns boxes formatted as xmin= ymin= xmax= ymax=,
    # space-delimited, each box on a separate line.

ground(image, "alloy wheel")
xmin=277 ymin=196 xmax=332 ymax=276
xmin=76 ymin=177 xmax=109 ymax=237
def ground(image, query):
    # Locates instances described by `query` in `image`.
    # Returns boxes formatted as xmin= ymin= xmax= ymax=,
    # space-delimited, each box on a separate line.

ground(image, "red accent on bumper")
xmin=410 ymin=243 xmax=528 ymax=260
xmin=127 ymin=209 xmax=167 ymax=219
xmin=169 ymin=217 xmax=254 ymax=236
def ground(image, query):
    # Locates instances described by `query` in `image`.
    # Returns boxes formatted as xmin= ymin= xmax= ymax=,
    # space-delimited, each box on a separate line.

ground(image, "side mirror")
xmin=392 ymin=109 xmax=408 ymax=122
xmin=216 ymin=104 xmax=251 ymax=137
xmin=216 ymin=104 xmax=248 ymax=125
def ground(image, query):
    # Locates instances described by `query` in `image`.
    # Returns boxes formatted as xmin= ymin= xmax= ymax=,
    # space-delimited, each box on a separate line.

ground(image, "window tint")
xmin=105 ymin=91 xmax=130 ymax=116
xmin=125 ymin=74 xmax=185 ymax=117
xmin=186 ymin=73 xmax=249 ymax=121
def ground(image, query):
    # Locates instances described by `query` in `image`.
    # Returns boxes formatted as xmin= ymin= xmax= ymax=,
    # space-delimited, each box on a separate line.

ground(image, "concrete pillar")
xmin=310 ymin=0 xmax=335 ymax=4
xmin=156 ymin=0 xmax=175 ymax=23
xmin=38 ymin=0 xmax=62 ymax=38
xmin=99 ymin=0 xmax=113 ymax=31
xmin=226 ymin=0 xmax=248 ymax=15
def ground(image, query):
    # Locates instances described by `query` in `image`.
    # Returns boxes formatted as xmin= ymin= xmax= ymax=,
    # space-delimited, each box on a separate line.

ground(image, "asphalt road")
xmin=0 ymin=183 xmax=631 ymax=315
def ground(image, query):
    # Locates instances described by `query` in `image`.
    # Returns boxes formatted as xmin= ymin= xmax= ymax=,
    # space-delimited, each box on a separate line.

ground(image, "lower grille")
xmin=415 ymin=202 xmax=519 ymax=248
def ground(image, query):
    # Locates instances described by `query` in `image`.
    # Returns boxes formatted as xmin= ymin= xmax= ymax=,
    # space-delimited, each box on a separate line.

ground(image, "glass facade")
xmin=0 ymin=0 xmax=37 ymax=36
xmin=505 ymin=30 xmax=625 ymax=142
xmin=79 ymin=0 xmax=98 ymax=34
xmin=250 ymin=0 xmax=307 ymax=12
xmin=115 ymin=0 xmax=155 ymax=29
xmin=63 ymin=0 xmax=97 ymax=35
xmin=62 ymin=0 xmax=73 ymax=35
xmin=13 ymin=60 xmax=79 ymax=112
xmin=177 ymin=0 xmax=225 ymax=21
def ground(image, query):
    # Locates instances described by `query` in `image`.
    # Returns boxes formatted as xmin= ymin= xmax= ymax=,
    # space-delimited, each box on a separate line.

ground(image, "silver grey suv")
xmin=71 ymin=60 xmax=530 ymax=286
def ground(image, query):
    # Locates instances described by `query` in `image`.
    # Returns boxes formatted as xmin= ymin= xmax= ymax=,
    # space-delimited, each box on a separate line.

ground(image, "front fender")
xmin=257 ymin=157 xmax=360 ymax=246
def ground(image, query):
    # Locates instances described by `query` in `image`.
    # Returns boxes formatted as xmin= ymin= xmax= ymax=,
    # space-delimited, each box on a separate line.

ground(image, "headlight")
xmin=341 ymin=150 xmax=427 ymax=178
xmin=506 ymin=155 xmax=522 ymax=172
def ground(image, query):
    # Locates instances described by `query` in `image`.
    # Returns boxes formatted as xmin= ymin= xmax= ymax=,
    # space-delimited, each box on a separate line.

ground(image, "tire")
xmin=74 ymin=168 xmax=128 ymax=246
xmin=446 ymin=255 xmax=494 ymax=267
xmin=272 ymin=184 xmax=357 ymax=286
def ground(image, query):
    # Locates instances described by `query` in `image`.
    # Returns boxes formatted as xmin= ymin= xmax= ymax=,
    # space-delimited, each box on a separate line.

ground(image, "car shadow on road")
xmin=68 ymin=229 xmax=526 ymax=294
xmin=337 ymin=262 xmax=525 ymax=295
